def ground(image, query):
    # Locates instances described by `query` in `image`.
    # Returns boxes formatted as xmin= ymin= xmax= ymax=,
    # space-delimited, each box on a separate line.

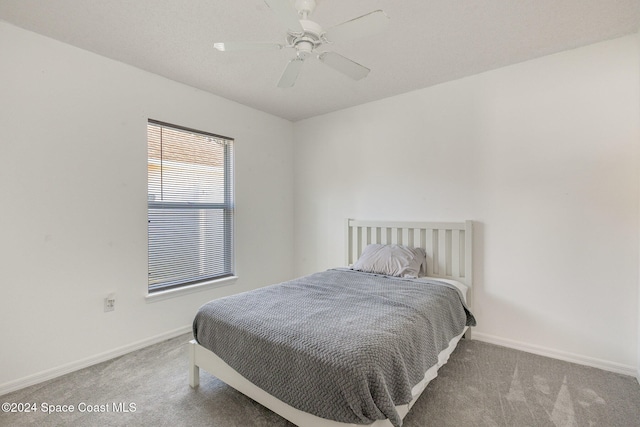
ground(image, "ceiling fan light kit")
xmin=214 ymin=0 xmax=389 ymax=87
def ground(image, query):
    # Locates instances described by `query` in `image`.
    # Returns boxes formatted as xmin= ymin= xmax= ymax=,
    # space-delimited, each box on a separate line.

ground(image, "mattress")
xmin=193 ymin=269 xmax=475 ymax=426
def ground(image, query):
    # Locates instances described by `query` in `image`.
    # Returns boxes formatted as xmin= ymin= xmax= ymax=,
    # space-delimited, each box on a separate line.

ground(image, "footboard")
xmin=188 ymin=340 xmax=381 ymax=426
xmin=187 ymin=326 xmax=467 ymax=427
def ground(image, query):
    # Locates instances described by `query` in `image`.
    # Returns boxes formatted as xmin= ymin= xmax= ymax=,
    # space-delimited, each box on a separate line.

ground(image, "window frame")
xmin=146 ymin=119 xmax=235 ymax=295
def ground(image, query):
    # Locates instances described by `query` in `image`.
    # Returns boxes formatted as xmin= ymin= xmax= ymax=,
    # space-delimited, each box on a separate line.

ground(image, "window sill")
xmin=145 ymin=276 xmax=238 ymax=303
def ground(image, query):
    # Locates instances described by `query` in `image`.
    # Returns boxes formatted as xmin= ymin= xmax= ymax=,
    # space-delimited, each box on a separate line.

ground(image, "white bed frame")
xmin=189 ymin=219 xmax=473 ymax=427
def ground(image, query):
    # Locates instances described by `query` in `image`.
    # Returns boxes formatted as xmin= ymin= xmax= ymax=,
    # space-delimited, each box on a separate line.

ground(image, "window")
xmin=147 ymin=120 xmax=234 ymax=293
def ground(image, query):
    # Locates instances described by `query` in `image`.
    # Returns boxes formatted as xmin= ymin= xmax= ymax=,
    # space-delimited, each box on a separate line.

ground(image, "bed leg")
xmin=188 ymin=340 xmax=200 ymax=388
xmin=464 ymin=328 xmax=472 ymax=340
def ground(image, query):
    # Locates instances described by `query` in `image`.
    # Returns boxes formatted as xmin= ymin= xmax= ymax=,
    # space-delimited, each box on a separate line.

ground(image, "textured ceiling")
xmin=1 ymin=0 xmax=638 ymax=121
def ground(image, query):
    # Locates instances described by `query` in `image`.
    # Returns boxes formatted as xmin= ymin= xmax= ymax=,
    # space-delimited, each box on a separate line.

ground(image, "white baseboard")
xmin=3 ymin=327 xmax=638 ymax=396
xmin=472 ymin=332 xmax=637 ymax=378
xmin=0 ymin=325 xmax=192 ymax=396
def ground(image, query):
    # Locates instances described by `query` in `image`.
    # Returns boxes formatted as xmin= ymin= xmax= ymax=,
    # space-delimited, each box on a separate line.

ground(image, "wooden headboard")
xmin=345 ymin=219 xmax=473 ymax=288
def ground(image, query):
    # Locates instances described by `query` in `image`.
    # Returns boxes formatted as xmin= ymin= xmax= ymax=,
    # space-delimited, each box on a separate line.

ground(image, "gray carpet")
xmin=2 ymin=333 xmax=639 ymax=426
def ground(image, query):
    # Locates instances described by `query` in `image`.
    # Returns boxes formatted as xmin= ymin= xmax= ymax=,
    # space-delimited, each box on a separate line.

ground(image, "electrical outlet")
xmin=104 ymin=293 xmax=116 ymax=312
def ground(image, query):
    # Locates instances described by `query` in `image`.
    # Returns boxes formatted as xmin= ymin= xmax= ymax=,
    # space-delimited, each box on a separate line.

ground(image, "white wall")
xmin=0 ymin=22 xmax=294 ymax=392
xmin=293 ymin=35 xmax=640 ymax=374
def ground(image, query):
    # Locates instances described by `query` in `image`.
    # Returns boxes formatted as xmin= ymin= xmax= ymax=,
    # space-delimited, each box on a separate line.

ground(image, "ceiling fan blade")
xmin=214 ymin=42 xmax=283 ymax=52
xmin=264 ymin=0 xmax=304 ymax=33
xmin=324 ymin=10 xmax=389 ymax=43
xmin=318 ymin=52 xmax=370 ymax=80
xmin=277 ymin=57 xmax=305 ymax=88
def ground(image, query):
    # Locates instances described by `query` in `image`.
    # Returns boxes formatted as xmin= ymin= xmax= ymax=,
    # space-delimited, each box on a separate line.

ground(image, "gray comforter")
xmin=193 ymin=269 xmax=475 ymax=426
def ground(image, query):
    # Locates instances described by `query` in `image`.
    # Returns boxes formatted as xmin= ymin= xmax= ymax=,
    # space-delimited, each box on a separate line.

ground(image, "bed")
xmin=189 ymin=219 xmax=475 ymax=427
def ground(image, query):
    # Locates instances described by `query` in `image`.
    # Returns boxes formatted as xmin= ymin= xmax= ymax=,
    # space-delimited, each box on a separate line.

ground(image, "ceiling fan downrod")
xmin=295 ymin=0 xmax=317 ymax=20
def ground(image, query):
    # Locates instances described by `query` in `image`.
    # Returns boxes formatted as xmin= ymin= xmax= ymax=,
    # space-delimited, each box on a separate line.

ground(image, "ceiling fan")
xmin=214 ymin=0 xmax=390 ymax=88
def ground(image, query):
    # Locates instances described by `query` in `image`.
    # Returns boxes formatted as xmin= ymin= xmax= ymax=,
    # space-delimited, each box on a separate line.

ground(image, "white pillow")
xmin=351 ymin=244 xmax=427 ymax=278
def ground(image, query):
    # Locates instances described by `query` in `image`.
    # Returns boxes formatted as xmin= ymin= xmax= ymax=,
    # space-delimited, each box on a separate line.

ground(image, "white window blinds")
xmin=147 ymin=120 xmax=234 ymax=292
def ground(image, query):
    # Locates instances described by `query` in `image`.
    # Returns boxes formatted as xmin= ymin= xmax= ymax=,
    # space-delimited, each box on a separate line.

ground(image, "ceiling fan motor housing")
xmin=287 ymin=19 xmax=324 ymax=55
